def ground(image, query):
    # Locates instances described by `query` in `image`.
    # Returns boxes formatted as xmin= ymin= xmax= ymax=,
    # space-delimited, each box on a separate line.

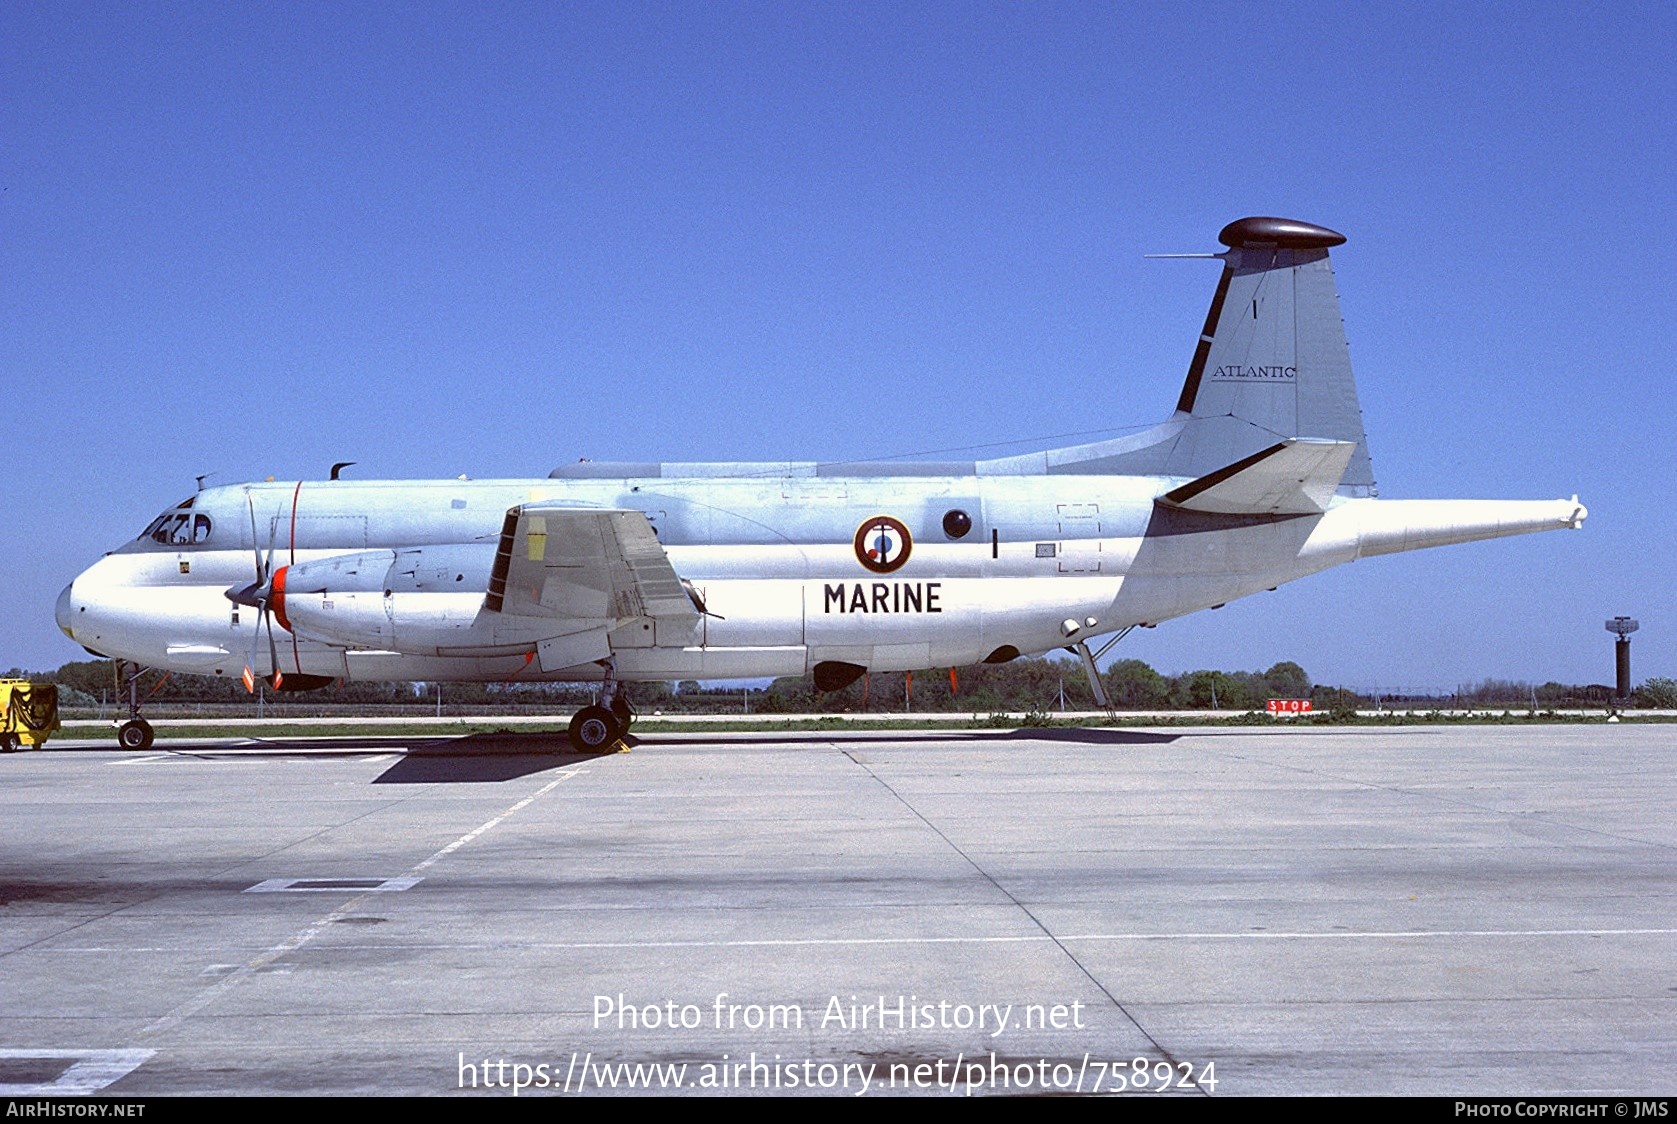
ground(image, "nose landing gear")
xmin=114 ymin=660 xmax=156 ymax=751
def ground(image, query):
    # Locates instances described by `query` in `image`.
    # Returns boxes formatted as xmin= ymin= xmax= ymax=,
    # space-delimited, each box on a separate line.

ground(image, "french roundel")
xmin=854 ymin=515 xmax=912 ymax=574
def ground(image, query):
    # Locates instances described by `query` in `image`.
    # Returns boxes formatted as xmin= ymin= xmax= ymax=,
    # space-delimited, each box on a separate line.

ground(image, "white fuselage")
xmin=56 ymin=471 xmax=1584 ymax=686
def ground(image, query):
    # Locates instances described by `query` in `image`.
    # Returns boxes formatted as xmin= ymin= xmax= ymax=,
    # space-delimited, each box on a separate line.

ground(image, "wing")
xmin=485 ymin=505 xmax=700 ymax=670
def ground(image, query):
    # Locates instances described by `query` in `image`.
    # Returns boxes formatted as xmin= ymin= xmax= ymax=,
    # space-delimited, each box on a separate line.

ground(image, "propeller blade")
xmin=262 ymin=515 xmax=279 ymax=583
xmin=238 ymin=489 xmax=289 ymax=693
xmin=245 ymin=491 xmax=263 ymax=585
xmin=242 ymin=616 xmax=263 ymax=694
xmin=265 ymin=608 xmax=283 ymax=691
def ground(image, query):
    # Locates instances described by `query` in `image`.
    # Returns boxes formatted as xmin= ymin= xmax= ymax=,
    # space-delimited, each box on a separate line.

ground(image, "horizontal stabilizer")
xmin=1161 ymin=439 xmax=1356 ymax=515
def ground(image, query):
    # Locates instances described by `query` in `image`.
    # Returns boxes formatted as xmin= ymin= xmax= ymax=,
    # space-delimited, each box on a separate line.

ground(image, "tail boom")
xmin=1308 ymin=498 xmax=1587 ymax=563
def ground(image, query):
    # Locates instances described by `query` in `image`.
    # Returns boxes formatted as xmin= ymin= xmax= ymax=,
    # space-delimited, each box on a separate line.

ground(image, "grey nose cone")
xmin=55 ymin=583 xmax=74 ymax=639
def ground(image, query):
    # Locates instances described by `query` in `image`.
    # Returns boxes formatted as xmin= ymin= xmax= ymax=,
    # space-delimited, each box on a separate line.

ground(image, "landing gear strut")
xmin=1066 ymin=625 xmax=1136 ymax=724
xmin=114 ymin=660 xmax=155 ymax=751
xmin=566 ymin=659 xmax=631 ymax=752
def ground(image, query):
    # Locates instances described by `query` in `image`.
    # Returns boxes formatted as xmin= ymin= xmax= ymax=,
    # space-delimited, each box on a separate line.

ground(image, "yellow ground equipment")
xmin=0 ymin=680 xmax=60 ymax=751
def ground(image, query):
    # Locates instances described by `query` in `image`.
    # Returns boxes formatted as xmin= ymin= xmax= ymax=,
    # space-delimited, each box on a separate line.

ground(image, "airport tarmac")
xmin=1 ymin=723 xmax=1672 ymax=1097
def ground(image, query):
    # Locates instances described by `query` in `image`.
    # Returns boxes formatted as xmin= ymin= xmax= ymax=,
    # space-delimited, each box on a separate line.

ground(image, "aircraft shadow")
xmin=625 ymin=727 xmax=1180 ymax=747
xmin=371 ymin=726 xmax=1178 ymax=782
xmin=373 ymin=732 xmax=611 ymax=784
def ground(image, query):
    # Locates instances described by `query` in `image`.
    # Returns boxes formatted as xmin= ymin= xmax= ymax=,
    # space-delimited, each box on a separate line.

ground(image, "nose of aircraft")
xmin=55 ymin=582 xmax=74 ymax=639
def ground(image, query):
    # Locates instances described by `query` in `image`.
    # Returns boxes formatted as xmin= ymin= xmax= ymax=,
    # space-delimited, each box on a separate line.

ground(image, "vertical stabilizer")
xmin=987 ymin=217 xmax=1375 ymax=494
xmin=1166 ymin=217 xmax=1375 ymax=494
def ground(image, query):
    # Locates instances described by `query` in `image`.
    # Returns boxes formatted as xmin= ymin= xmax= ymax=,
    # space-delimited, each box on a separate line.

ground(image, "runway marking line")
xmin=106 ymin=747 xmax=409 ymax=763
xmin=180 ymin=925 xmax=1671 ymax=952
xmin=244 ymin=876 xmax=422 ymax=893
xmin=0 ymin=1048 xmax=154 ymax=1096
xmin=42 ymin=924 xmax=1677 ymax=955
xmin=137 ymin=766 xmax=584 ymax=1038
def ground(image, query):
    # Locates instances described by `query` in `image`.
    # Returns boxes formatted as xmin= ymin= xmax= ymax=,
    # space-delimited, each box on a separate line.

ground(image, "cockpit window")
xmin=139 ymin=500 xmax=212 ymax=546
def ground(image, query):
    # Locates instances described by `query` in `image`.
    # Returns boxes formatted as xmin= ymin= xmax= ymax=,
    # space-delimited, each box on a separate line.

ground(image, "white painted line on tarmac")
xmin=52 ymin=925 xmax=1677 ymax=956
xmin=243 ymin=876 xmax=422 ymax=893
xmin=107 ymin=746 xmax=407 ymax=762
xmin=138 ymin=766 xmax=585 ymax=1037
xmin=0 ymin=1048 xmax=154 ymax=1095
xmin=270 ymin=925 xmax=1677 ymax=952
xmin=186 ymin=746 xmax=410 ymax=756
xmin=408 ymin=769 xmax=582 ymax=874
xmin=538 ymin=924 xmax=1677 ymax=950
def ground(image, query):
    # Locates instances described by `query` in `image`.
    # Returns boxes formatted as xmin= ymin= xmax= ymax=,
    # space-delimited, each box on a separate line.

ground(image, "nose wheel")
xmin=118 ymin=719 xmax=155 ymax=751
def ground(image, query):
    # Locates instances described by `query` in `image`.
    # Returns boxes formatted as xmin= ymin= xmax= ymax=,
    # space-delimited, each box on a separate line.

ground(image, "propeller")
xmin=224 ymin=491 xmax=287 ymax=692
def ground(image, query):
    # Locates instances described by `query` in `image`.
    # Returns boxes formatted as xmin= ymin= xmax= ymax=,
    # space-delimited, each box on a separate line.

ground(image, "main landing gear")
xmin=566 ymin=661 xmax=633 ymax=752
xmin=114 ymin=660 xmax=156 ymax=751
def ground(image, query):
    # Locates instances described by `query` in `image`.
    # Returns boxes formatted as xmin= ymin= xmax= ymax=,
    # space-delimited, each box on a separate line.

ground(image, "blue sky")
xmin=5 ymin=1 xmax=1672 ymax=692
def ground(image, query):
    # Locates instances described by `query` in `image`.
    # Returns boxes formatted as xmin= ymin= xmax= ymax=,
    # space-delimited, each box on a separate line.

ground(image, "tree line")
xmin=14 ymin=656 xmax=1664 ymax=714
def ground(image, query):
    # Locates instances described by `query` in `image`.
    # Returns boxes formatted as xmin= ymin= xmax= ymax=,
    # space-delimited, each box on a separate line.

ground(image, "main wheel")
xmin=0 ymin=734 xmax=16 ymax=753
xmin=609 ymin=696 xmax=633 ymax=730
xmin=568 ymin=706 xmax=622 ymax=752
xmin=117 ymin=719 xmax=155 ymax=751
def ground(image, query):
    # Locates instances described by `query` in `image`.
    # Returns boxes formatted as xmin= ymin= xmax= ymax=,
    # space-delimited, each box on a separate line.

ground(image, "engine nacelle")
xmin=271 ymin=545 xmax=573 ymax=657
